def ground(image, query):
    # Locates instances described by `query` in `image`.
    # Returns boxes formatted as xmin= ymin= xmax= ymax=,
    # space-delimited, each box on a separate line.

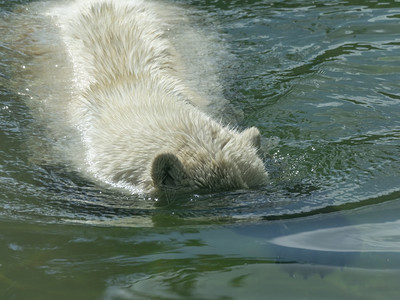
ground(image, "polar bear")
xmin=49 ymin=0 xmax=268 ymax=194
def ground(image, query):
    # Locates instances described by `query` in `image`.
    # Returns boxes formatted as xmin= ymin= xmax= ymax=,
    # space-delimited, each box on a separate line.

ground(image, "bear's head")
xmin=150 ymin=126 xmax=268 ymax=194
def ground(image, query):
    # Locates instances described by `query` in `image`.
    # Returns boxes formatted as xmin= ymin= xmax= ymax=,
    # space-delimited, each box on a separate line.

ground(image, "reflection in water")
xmin=271 ymin=220 xmax=400 ymax=253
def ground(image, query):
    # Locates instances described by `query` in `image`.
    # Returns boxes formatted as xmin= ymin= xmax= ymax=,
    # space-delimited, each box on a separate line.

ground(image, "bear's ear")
xmin=240 ymin=127 xmax=261 ymax=149
xmin=151 ymin=153 xmax=185 ymax=188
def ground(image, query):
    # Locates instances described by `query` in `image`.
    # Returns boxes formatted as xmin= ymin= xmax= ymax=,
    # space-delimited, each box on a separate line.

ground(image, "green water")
xmin=1 ymin=0 xmax=400 ymax=299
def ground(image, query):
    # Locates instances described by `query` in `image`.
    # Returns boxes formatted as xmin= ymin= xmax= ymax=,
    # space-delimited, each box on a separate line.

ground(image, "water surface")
xmin=1 ymin=0 xmax=400 ymax=298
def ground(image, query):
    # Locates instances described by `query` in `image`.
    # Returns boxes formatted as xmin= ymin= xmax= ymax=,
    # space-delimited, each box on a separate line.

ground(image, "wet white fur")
xmin=50 ymin=0 xmax=268 ymax=194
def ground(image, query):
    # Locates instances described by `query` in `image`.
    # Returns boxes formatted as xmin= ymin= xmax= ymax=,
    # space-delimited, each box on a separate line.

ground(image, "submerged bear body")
xmin=48 ymin=0 xmax=268 ymax=194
